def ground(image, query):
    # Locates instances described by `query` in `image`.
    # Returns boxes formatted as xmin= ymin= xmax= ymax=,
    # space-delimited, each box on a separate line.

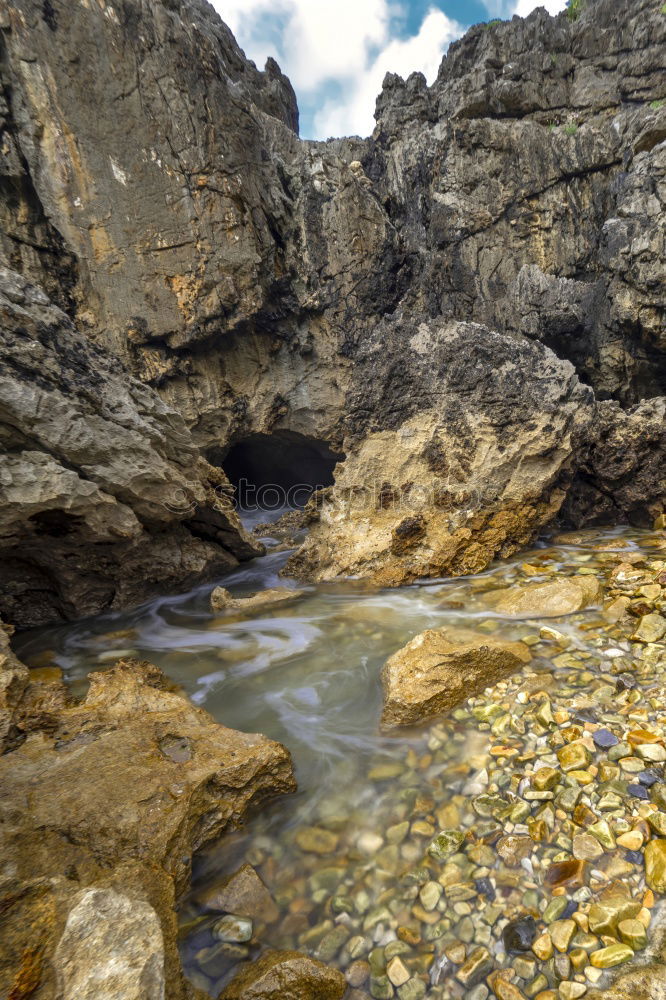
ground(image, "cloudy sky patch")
xmin=212 ymin=0 xmax=568 ymax=140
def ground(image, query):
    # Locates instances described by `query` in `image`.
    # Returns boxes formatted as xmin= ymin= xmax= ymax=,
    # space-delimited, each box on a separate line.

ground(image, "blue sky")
xmin=212 ymin=0 xmax=568 ymax=140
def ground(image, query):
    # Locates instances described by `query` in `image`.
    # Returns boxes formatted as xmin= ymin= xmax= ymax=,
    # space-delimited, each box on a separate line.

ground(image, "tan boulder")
xmin=220 ymin=949 xmax=347 ymax=1000
xmin=0 ymin=658 xmax=295 ymax=890
xmin=285 ymin=322 xmax=595 ymax=588
xmin=484 ymin=576 xmax=601 ymax=618
xmin=381 ymin=627 xmax=532 ymax=728
xmin=211 ymin=586 xmax=303 ymax=614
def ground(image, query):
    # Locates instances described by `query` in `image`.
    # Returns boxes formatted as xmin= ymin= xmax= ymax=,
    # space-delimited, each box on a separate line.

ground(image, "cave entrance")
xmin=222 ymin=431 xmax=344 ymax=513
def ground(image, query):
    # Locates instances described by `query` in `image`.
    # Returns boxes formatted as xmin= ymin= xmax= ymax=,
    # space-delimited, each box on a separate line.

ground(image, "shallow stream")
xmin=15 ymin=519 xmax=666 ymax=1000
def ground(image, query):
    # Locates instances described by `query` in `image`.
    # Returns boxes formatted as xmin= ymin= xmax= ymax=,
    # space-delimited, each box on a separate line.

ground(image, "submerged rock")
xmin=427 ymin=829 xmax=465 ymax=861
xmin=381 ymin=626 xmax=532 ymax=728
xmin=197 ymin=863 xmax=279 ymax=923
xmin=633 ymin=613 xmax=666 ymax=644
xmin=213 ymin=915 xmax=253 ymax=943
xmin=502 ymin=915 xmax=537 ymax=953
xmin=644 ymin=839 xmax=666 ymax=893
xmin=219 ymin=949 xmax=347 ymax=999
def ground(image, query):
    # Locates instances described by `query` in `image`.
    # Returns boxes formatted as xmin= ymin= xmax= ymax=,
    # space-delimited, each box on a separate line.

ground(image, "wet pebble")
xmin=503 ymin=915 xmax=537 ymax=953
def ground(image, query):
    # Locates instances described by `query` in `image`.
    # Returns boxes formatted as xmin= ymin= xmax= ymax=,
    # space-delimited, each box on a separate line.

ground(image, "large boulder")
xmin=381 ymin=626 xmax=532 ymax=729
xmin=0 ymin=651 xmax=295 ymax=1000
xmin=219 ymin=950 xmax=347 ymax=1000
xmin=287 ymin=321 xmax=595 ymax=586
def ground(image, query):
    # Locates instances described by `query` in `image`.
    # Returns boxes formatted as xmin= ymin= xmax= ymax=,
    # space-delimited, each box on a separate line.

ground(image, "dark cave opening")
xmin=221 ymin=431 xmax=344 ymax=511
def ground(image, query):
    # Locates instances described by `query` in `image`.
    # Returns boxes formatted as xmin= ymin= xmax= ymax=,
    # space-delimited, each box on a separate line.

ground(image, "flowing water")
xmin=15 ymin=520 xmax=666 ymax=999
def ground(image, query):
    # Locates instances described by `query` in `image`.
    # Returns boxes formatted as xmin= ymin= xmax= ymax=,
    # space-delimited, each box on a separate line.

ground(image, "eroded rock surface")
xmin=53 ymin=888 xmax=166 ymax=1000
xmin=564 ymin=397 xmax=666 ymax=528
xmin=0 ymin=651 xmax=295 ymax=1000
xmin=0 ymin=268 xmax=261 ymax=628
xmin=287 ymin=320 xmax=595 ymax=585
xmin=381 ymin=626 xmax=532 ymax=729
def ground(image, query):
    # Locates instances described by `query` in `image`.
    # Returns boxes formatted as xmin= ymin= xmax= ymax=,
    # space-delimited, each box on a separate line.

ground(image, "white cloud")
xmin=314 ymin=8 xmax=462 ymax=138
xmin=513 ymin=0 xmax=567 ymax=14
xmin=211 ymin=0 xmax=462 ymax=139
xmin=481 ymin=0 xmax=567 ymax=16
xmin=211 ymin=0 xmax=568 ymax=141
xmin=213 ymin=0 xmax=391 ymax=89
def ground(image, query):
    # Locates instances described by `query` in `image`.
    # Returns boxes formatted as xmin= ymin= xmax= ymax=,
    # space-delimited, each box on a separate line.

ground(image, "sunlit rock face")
xmin=0 ymin=0 xmax=664 ymax=614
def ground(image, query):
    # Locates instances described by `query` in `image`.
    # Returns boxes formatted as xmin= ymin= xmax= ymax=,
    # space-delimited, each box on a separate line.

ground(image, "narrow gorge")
xmin=0 ymin=0 xmax=665 ymax=997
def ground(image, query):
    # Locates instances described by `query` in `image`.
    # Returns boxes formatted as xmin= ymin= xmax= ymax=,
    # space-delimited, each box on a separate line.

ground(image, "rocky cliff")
xmin=0 ymin=268 xmax=261 ymax=627
xmin=0 ymin=0 xmax=664 ymax=621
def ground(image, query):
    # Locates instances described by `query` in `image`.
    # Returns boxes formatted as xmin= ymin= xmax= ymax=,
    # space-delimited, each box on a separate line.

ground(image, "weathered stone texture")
xmin=0 ymin=652 xmax=295 ymax=1000
xmin=0 ymin=268 xmax=261 ymax=627
xmin=0 ymin=0 xmax=664 ymax=614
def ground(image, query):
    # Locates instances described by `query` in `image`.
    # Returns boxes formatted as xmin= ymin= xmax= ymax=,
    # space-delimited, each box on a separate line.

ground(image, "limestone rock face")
xmin=0 ymin=653 xmax=295 ymax=1000
xmin=0 ymin=0 xmax=665 ymax=614
xmin=0 ymin=0 xmax=298 ymax=352
xmin=381 ymin=626 xmax=532 ymax=729
xmin=0 ymin=269 xmax=261 ymax=628
xmin=484 ymin=576 xmax=602 ymax=619
xmin=564 ymin=397 xmax=666 ymax=528
xmin=219 ymin=949 xmax=347 ymax=1000
xmin=0 ymin=622 xmax=28 ymax=752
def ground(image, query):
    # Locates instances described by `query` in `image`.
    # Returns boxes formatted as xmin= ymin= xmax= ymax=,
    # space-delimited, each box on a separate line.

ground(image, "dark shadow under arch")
xmin=221 ymin=431 xmax=344 ymax=510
